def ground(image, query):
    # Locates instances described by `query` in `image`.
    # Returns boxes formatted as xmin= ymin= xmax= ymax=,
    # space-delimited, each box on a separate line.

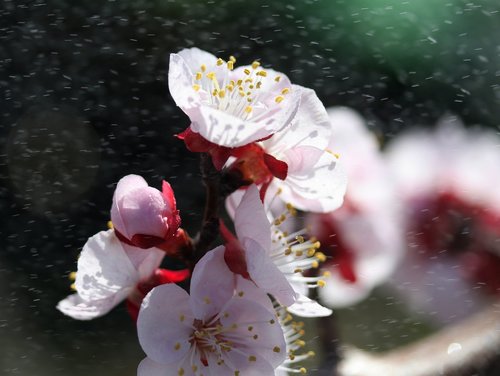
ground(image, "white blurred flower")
xmin=307 ymin=107 xmax=404 ymax=308
xmin=386 ymin=115 xmax=500 ymax=322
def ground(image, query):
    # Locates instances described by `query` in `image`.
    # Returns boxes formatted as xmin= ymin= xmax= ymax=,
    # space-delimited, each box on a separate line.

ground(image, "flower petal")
xmin=286 ymin=293 xmax=333 ymax=318
xmin=273 ymin=150 xmax=347 ymax=212
xmin=111 ymin=175 xmax=148 ymax=238
xmin=189 ymin=246 xmax=235 ymax=321
xmin=235 ymin=185 xmax=271 ymax=252
xmin=122 ymin=245 xmax=165 ymax=282
xmin=263 ymin=86 xmax=332 ymax=162
xmin=75 ymin=230 xmax=138 ymax=302
xmin=56 ymin=292 xmax=131 ymax=320
xmin=137 ymin=284 xmax=194 ymax=364
xmin=244 ymin=237 xmax=296 ymax=306
xmin=220 ymin=298 xmax=286 ymax=369
xmin=137 ymin=357 xmax=168 ymax=376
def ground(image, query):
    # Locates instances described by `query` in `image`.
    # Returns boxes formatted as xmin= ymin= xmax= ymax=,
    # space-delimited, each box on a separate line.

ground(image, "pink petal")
xmin=234 ymin=185 xmax=271 ymax=252
xmin=116 ymin=186 xmax=170 ymax=239
xmin=111 ymin=175 xmax=148 ymax=238
xmin=243 ymin=237 xmax=297 ymax=306
xmin=137 ymin=284 xmax=194 ymax=364
xmin=220 ymin=298 xmax=286 ymax=369
xmin=137 ymin=357 xmax=168 ymax=376
xmin=189 ymin=246 xmax=235 ymax=321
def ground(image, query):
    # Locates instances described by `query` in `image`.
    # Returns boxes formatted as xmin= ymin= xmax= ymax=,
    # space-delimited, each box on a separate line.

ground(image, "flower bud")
xmin=110 ymin=174 xmax=180 ymax=248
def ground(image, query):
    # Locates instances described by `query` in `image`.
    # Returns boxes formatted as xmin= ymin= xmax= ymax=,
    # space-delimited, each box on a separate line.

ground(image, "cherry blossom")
xmin=169 ymin=47 xmax=301 ymax=148
xmin=137 ymin=246 xmax=286 ymax=376
xmin=57 ymin=229 xmax=188 ymax=320
xmin=386 ymin=116 xmax=500 ymax=321
xmin=306 ymin=107 xmax=403 ymax=307
xmin=111 ymin=174 xmax=181 ymax=249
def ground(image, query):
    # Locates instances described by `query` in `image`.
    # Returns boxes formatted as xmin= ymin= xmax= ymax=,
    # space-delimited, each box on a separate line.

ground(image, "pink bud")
xmin=110 ymin=175 xmax=180 ymax=248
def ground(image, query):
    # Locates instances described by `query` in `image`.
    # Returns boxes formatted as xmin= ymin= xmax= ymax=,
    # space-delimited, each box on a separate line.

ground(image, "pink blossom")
xmin=110 ymin=174 xmax=180 ymax=249
xmin=169 ymin=47 xmax=301 ymax=148
xmin=137 ymin=246 xmax=286 ymax=376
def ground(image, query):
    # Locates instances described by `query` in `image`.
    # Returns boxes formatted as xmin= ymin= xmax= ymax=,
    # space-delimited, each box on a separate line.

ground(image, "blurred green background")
xmin=1 ymin=0 xmax=499 ymax=374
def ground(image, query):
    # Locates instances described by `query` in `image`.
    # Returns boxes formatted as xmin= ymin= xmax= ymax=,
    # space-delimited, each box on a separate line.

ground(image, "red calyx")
xmin=219 ymin=220 xmax=251 ymax=280
xmin=126 ymin=268 xmax=191 ymax=321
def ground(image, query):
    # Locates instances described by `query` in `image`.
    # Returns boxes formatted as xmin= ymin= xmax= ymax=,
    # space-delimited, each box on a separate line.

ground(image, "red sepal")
xmin=220 ymin=220 xmax=251 ymax=280
xmin=264 ymin=153 xmax=288 ymax=180
xmin=126 ymin=267 xmax=191 ymax=321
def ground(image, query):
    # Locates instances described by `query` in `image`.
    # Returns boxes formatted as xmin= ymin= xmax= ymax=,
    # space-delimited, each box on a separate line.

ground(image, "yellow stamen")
xmin=275 ymin=95 xmax=284 ymax=103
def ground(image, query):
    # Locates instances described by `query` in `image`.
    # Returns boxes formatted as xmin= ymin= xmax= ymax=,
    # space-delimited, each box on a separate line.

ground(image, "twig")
xmin=192 ymin=153 xmax=221 ymax=262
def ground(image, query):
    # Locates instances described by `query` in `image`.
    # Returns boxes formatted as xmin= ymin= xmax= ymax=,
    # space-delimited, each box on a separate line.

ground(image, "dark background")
xmin=1 ymin=0 xmax=499 ymax=374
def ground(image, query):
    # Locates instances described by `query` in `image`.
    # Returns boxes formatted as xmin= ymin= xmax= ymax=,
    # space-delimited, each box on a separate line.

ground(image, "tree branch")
xmin=337 ymin=300 xmax=500 ymax=376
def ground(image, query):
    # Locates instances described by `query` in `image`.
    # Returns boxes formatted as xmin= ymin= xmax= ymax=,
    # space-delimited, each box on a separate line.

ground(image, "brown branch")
xmin=337 ymin=300 xmax=500 ymax=376
xmin=192 ymin=153 xmax=221 ymax=263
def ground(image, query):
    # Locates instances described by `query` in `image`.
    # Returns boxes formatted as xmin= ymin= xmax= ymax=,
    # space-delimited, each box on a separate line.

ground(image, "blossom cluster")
xmin=58 ymin=48 xmax=500 ymax=375
xmin=58 ymin=48 xmax=349 ymax=375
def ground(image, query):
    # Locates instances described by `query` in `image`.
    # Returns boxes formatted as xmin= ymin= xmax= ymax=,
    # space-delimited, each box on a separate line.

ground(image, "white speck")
xmin=447 ymin=342 xmax=462 ymax=355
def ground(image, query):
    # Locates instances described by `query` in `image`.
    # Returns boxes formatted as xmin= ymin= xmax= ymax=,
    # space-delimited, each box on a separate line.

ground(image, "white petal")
xmin=189 ymin=246 xmax=235 ymax=321
xmin=177 ymin=47 xmax=218 ymax=74
xmin=75 ymin=230 xmax=138 ymax=302
xmin=122 ymin=245 xmax=165 ymax=282
xmin=56 ymin=292 xmax=130 ymax=320
xmin=137 ymin=284 xmax=194 ymax=364
xmin=286 ymin=293 xmax=333 ymax=318
xmin=263 ymin=86 xmax=332 ymax=162
xmin=273 ymin=150 xmax=348 ymax=213
xmin=235 ymin=185 xmax=271 ymax=252
xmin=244 ymin=238 xmax=297 ymax=306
